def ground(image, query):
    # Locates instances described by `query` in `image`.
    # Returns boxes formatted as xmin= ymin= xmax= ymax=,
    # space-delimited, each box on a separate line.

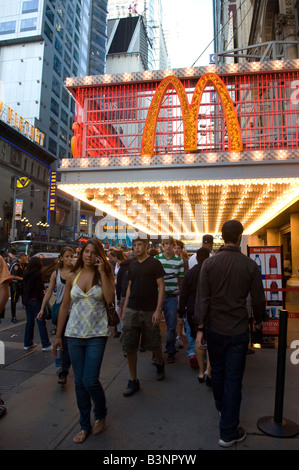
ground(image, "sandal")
xmin=93 ymin=418 xmax=105 ymax=435
xmin=73 ymin=429 xmax=90 ymax=444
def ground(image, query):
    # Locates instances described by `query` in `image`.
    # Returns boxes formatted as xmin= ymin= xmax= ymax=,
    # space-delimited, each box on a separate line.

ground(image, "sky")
xmin=162 ymin=0 xmax=215 ymax=68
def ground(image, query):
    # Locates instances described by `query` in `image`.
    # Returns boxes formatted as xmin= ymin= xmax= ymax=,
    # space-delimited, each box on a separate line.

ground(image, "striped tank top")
xmin=65 ymin=271 xmax=109 ymax=338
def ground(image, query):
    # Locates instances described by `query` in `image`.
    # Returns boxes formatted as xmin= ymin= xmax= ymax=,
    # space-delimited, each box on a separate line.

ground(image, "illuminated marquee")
xmin=0 ymin=101 xmax=45 ymax=146
xmin=141 ymin=73 xmax=243 ymax=156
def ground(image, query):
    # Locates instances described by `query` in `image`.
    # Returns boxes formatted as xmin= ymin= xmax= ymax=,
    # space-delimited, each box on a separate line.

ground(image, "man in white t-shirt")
xmin=188 ymin=234 xmax=214 ymax=269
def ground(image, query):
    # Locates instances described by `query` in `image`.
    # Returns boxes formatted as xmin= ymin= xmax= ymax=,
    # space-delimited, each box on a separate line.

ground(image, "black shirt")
xmin=195 ymin=245 xmax=265 ymax=335
xmin=127 ymin=256 xmax=165 ymax=311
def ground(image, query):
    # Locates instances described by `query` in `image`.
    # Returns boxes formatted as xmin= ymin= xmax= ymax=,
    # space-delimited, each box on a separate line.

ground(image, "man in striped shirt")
xmin=155 ymin=237 xmax=184 ymax=363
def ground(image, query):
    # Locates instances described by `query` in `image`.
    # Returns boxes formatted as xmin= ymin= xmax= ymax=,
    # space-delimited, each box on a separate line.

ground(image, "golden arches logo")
xmin=141 ymin=73 xmax=243 ymax=156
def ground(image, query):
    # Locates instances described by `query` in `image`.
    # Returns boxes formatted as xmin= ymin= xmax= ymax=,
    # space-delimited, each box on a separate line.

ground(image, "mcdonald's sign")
xmin=141 ymin=73 xmax=243 ymax=156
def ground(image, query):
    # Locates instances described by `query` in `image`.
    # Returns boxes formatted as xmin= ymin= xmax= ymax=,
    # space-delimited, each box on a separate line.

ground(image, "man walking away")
xmin=121 ymin=237 xmax=165 ymax=397
xmin=195 ymin=220 xmax=265 ymax=447
xmin=155 ymin=236 xmax=184 ymax=363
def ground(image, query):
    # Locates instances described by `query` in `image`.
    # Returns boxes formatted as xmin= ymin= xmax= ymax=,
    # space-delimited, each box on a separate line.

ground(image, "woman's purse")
xmin=106 ymin=303 xmax=120 ymax=326
xmin=51 ymin=302 xmax=61 ymax=325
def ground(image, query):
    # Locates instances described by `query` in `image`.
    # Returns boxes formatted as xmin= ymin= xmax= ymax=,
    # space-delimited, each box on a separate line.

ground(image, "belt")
xmin=165 ymin=293 xmax=177 ymax=298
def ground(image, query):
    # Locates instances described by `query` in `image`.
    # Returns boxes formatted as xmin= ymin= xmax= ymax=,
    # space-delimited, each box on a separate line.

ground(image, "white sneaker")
xmin=24 ymin=343 xmax=37 ymax=350
xmin=219 ymin=427 xmax=246 ymax=447
xmin=42 ymin=345 xmax=53 ymax=351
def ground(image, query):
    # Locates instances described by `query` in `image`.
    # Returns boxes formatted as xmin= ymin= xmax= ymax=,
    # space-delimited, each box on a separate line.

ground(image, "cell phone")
xmin=95 ymin=258 xmax=100 ymax=264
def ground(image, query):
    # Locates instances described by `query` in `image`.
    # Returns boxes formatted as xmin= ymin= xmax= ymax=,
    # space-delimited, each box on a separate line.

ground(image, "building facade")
xmin=0 ymin=0 xmax=108 ymax=162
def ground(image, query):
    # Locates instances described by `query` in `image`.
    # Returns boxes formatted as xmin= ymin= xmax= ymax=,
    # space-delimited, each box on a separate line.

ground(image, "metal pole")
xmin=257 ymin=310 xmax=299 ymax=437
xmin=11 ymin=176 xmax=17 ymax=242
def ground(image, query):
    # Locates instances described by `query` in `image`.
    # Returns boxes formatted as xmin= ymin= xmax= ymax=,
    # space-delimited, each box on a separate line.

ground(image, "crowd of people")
xmin=0 ymin=220 xmax=266 ymax=448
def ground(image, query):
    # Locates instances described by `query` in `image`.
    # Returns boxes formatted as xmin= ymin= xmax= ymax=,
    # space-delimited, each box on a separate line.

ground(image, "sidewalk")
xmin=0 ymin=303 xmax=299 ymax=452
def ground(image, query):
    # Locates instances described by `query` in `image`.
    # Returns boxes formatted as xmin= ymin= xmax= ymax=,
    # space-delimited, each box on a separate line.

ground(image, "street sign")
xmin=16 ymin=177 xmax=30 ymax=188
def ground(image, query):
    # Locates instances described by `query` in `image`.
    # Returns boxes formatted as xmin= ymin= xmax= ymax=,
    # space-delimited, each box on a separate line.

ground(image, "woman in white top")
xmin=38 ymin=246 xmax=74 ymax=384
xmin=53 ymin=239 xmax=114 ymax=444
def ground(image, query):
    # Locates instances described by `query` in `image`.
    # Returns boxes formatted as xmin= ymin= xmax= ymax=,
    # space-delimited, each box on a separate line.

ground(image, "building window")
xmin=44 ymin=21 xmax=53 ymax=42
xmin=66 ymin=19 xmax=73 ymax=36
xmin=50 ymin=97 xmax=59 ymax=116
xmin=64 ymin=51 xmax=71 ymax=68
xmin=61 ymin=108 xmax=68 ymax=126
xmin=59 ymin=145 xmax=67 ymax=159
xmin=48 ymin=137 xmax=57 ymax=155
xmin=45 ymin=5 xmax=54 ymax=25
xmin=56 ymin=20 xmax=64 ymax=39
xmin=0 ymin=21 xmax=16 ymax=35
xmin=22 ymin=0 xmax=39 ymax=14
xmin=65 ymin=34 xmax=72 ymax=52
xmin=49 ymin=117 xmax=58 ymax=136
xmin=52 ymin=76 xmax=60 ymax=98
xmin=67 ymin=5 xmax=74 ymax=21
xmin=20 ymin=17 xmax=37 ymax=32
xmin=53 ymin=54 xmax=61 ymax=76
xmin=54 ymin=37 xmax=63 ymax=56
xmin=73 ymin=47 xmax=79 ymax=64
xmin=60 ymin=126 xmax=67 ymax=144
xmin=62 ymin=89 xmax=69 ymax=108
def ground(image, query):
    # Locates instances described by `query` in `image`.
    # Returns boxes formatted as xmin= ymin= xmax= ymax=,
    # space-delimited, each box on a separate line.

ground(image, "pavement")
xmin=0 ymin=302 xmax=299 ymax=458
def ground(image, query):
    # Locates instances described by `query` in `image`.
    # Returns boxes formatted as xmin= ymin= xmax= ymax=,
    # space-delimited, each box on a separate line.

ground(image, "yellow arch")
xmin=141 ymin=73 xmax=243 ymax=156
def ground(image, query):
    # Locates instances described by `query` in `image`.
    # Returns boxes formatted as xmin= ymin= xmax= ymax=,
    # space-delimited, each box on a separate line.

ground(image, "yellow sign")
xmin=49 ymin=171 xmax=57 ymax=211
xmin=17 ymin=177 xmax=30 ymax=189
xmin=0 ymin=101 xmax=45 ymax=147
xmin=141 ymin=73 xmax=243 ymax=156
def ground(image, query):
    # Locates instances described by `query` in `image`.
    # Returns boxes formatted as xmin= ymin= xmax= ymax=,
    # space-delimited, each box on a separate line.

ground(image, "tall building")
xmin=0 ymin=0 xmax=108 ymax=163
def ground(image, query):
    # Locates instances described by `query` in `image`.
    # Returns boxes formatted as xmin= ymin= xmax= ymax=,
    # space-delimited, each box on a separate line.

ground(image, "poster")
xmin=248 ymin=246 xmax=283 ymax=336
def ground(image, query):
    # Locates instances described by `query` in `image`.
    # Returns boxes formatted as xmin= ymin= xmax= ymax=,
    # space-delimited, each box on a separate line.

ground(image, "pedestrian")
xmin=121 ymin=236 xmax=165 ymax=396
xmin=155 ymin=236 xmax=184 ymax=363
xmin=37 ymin=246 xmax=74 ymax=385
xmin=194 ymin=220 xmax=265 ymax=447
xmin=23 ymin=257 xmax=52 ymax=351
xmin=9 ymin=252 xmax=28 ymax=323
xmin=188 ymin=234 xmax=214 ymax=269
xmin=0 ymin=255 xmax=12 ymax=418
xmin=116 ymin=251 xmax=135 ymax=334
xmin=109 ymin=249 xmax=127 ymax=338
xmin=178 ymin=247 xmax=211 ymax=383
xmin=53 ymin=239 xmax=115 ymax=444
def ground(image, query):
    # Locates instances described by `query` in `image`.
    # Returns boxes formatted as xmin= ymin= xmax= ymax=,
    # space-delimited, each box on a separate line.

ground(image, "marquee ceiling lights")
xmin=58 ymin=178 xmax=299 ymax=238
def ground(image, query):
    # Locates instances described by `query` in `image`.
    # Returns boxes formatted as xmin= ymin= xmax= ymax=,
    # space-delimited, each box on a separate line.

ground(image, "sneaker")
xmin=167 ymin=353 xmax=176 ymax=363
xmin=24 ymin=343 xmax=37 ymax=350
xmin=189 ymin=355 xmax=198 ymax=369
xmin=175 ymin=336 xmax=183 ymax=349
xmin=153 ymin=361 xmax=165 ymax=380
xmin=123 ymin=379 xmax=140 ymax=397
xmin=219 ymin=427 xmax=246 ymax=448
xmin=42 ymin=344 xmax=53 ymax=352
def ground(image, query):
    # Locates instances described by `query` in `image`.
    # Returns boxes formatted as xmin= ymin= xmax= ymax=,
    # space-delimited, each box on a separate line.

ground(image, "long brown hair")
xmin=73 ymin=238 xmax=112 ymax=285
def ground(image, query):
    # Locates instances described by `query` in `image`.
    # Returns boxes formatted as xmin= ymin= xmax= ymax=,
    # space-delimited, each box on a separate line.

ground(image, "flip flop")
xmin=73 ymin=429 xmax=90 ymax=444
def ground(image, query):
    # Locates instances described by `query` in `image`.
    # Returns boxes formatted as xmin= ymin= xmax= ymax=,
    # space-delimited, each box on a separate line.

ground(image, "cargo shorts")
xmin=121 ymin=308 xmax=162 ymax=353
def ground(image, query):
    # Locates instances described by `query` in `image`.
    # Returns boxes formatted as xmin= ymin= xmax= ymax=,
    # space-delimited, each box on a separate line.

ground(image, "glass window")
xmin=44 ymin=21 xmax=53 ymax=42
xmin=54 ymin=37 xmax=63 ymax=56
xmin=66 ymin=19 xmax=73 ymax=37
xmin=65 ymin=34 xmax=72 ymax=52
xmin=52 ymin=76 xmax=60 ymax=98
xmin=61 ymin=108 xmax=68 ymax=126
xmin=73 ymin=47 xmax=79 ymax=63
xmin=63 ymin=67 xmax=69 ymax=81
xmin=50 ymin=97 xmax=59 ymax=116
xmin=75 ymin=18 xmax=81 ymax=33
xmin=74 ymin=33 xmax=79 ymax=47
xmin=48 ymin=137 xmax=57 ymax=155
xmin=76 ymin=5 xmax=81 ymax=19
xmin=53 ymin=54 xmax=61 ymax=76
xmin=0 ymin=21 xmax=16 ymax=35
xmin=67 ymin=5 xmax=74 ymax=21
xmin=45 ymin=5 xmax=54 ymax=25
xmin=20 ymin=17 xmax=37 ymax=32
xmin=49 ymin=117 xmax=58 ymax=136
xmin=56 ymin=20 xmax=64 ymax=39
xmin=64 ymin=51 xmax=71 ymax=68
xmin=62 ymin=89 xmax=69 ymax=108
xmin=59 ymin=145 xmax=67 ymax=159
xmin=59 ymin=126 xmax=67 ymax=144
xmin=22 ymin=0 xmax=39 ymax=14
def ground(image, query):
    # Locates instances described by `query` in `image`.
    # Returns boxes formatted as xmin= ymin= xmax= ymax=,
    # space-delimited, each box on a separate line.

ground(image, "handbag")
xmin=51 ymin=302 xmax=61 ymax=325
xmin=106 ymin=303 xmax=120 ymax=326
xmin=43 ymin=303 xmax=52 ymax=321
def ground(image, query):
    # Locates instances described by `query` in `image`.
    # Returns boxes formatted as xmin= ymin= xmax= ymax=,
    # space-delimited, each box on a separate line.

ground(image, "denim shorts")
xmin=121 ymin=308 xmax=162 ymax=353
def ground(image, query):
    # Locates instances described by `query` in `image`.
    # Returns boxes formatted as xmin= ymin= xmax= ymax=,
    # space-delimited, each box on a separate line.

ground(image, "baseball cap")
xmin=202 ymin=234 xmax=213 ymax=244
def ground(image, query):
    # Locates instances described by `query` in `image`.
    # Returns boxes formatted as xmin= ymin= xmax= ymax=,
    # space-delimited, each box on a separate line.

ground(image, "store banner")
xmin=14 ymin=198 xmax=23 ymax=220
xmin=49 ymin=171 xmax=57 ymax=211
xmin=248 ymin=246 xmax=283 ymax=336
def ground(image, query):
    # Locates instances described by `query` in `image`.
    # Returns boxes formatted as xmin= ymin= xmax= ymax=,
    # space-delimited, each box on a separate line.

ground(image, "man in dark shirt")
xmin=121 ymin=237 xmax=165 ymax=396
xmin=195 ymin=220 xmax=265 ymax=447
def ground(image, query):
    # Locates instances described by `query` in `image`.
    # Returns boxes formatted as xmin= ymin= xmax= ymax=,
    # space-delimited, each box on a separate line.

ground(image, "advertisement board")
xmin=248 ymin=246 xmax=283 ymax=336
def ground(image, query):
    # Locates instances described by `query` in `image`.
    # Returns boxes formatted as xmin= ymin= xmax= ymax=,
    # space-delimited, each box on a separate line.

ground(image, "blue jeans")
xmin=162 ymin=296 xmax=178 ymax=354
xmin=24 ymin=299 xmax=51 ymax=349
xmin=67 ymin=336 xmax=108 ymax=432
xmin=185 ymin=318 xmax=195 ymax=357
xmin=206 ymin=326 xmax=249 ymax=441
